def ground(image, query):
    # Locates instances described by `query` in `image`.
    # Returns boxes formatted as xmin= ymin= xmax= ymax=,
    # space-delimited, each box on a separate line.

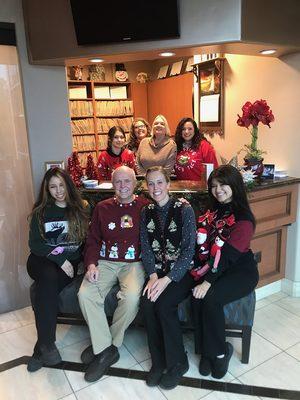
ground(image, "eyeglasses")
xmin=134 ymin=124 xmax=146 ymax=129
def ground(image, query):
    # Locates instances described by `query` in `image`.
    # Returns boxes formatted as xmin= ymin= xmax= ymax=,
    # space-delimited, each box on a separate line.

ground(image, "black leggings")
xmin=27 ymin=253 xmax=78 ymax=346
xmin=192 ymin=264 xmax=259 ymax=358
xmin=141 ymin=272 xmax=194 ymax=369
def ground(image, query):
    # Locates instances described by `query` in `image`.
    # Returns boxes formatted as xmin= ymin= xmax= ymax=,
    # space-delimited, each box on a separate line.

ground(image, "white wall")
xmin=0 ymin=0 xmax=73 ymax=196
xmin=211 ymin=54 xmax=300 ymax=175
xmin=0 ymin=44 xmax=34 ymax=312
xmin=0 ymin=0 xmax=73 ymax=312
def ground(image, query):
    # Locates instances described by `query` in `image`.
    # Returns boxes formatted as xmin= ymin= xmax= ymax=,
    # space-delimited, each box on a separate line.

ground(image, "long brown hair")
xmin=127 ymin=118 xmax=151 ymax=151
xmin=175 ymin=117 xmax=205 ymax=151
xmin=107 ymin=126 xmax=126 ymax=153
xmin=29 ymin=168 xmax=89 ymax=242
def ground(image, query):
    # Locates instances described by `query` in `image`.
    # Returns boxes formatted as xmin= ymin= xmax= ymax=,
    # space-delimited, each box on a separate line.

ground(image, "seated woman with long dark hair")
xmin=192 ymin=165 xmax=259 ymax=379
xmin=27 ymin=168 xmax=89 ymax=372
xmin=140 ymin=166 xmax=196 ymax=390
xmin=174 ymin=117 xmax=218 ymax=180
xmin=97 ymin=126 xmax=135 ymax=180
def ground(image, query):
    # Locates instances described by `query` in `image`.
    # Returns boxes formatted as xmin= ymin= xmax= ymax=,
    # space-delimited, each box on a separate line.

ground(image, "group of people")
xmin=26 ymin=161 xmax=258 ymax=390
xmin=97 ymin=115 xmax=219 ymax=180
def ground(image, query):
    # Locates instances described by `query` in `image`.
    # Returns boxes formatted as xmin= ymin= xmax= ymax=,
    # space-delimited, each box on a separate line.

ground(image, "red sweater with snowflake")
xmin=175 ymin=140 xmax=218 ymax=181
xmin=97 ymin=148 xmax=135 ymax=180
xmin=84 ymin=195 xmax=149 ymax=268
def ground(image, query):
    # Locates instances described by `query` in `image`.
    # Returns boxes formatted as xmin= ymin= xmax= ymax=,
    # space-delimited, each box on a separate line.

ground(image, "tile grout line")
xmin=62 ymin=368 xmax=77 ymax=398
xmin=233 ymin=349 xmax=284 ymax=381
xmin=273 ymin=302 xmax=300 ymax=319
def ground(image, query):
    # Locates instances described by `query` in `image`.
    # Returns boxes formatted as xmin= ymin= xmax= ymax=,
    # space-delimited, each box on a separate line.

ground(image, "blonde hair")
xmin=151 ymin=114 xmax=171 ymax=137
xmin=145 ymin=166 xmax=170 ymax=183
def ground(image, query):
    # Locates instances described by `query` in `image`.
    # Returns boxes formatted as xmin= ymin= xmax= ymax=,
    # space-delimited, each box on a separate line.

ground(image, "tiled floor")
xmin=1 ymin=291 xmax=300 ymax=399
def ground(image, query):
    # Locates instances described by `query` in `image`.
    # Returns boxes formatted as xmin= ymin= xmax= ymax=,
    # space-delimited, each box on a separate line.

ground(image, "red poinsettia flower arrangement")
xmin=237 ymin=99 xmax=274 ymax=128
xmin=237 ymin=99 xmax=275 ymax=160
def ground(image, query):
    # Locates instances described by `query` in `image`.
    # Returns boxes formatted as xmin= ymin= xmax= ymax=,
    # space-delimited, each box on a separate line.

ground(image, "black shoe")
xmin=159 ymin=358 xmax=189 ymax=390
xmin=27 ymin=343 xmax=62 ymax=372
xmin=211 ymin=342 xmax=233 ymax=379
xmin=27 ymin=342 xmax=43 ymax=372
xmin=199 ymin=355 xmax=211 ymax=376
xmin=27 ymin=356 xmax=43 ymax=372
xmin=81 ymin=345 xmax=94 ymax=365
xmin=146 ymin=366 xmax=165 ymax=387
xmin=84 ymin=345 xmax=120 ymax=382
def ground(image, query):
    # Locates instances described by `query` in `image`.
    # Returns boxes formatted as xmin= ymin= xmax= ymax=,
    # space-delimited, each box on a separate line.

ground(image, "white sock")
xmin=216 ymin=354 xmax=225 ymax=359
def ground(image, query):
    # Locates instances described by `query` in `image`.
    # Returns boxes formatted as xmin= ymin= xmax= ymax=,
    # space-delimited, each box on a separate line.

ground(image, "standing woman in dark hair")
xmin=191 ymin=165 xmax=259 ymax=379
xmin=27 ymin=168 xmax=89 ymax=372
xmin=97 ymin=126 xmax=135 ymax=180
xmin=174 ymin=117 xmax=218 ymax=180
xmin=127 ymin=118 xmax=151 ymax=154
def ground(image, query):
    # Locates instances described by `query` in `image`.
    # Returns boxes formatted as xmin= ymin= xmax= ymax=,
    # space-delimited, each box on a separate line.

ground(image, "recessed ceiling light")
xmin=159 ymin=52 xmax=176 ymax=57
xmin=260 ymin=49 xmax=276 ymax=55
xmin=89 ymin=58 xmax=104 ymax=63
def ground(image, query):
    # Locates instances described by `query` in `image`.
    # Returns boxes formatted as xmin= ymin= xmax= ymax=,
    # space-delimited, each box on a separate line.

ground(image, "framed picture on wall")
xmin=157 ymin=65 xmax=169 ymax=79
xmin=45 ymin=161 xmax=65 ymax=171
xmin=194 ymin=58 xmax=225 ymax=136
xmin=170 ymin=61 xmax=183 ymax=76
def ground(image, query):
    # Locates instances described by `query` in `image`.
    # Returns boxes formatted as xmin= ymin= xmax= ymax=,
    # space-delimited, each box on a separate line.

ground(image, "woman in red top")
xmin=174 ymin=117 xmax=218 ymax=180
xmin=97 ymin=126 xmax=135 ymax=180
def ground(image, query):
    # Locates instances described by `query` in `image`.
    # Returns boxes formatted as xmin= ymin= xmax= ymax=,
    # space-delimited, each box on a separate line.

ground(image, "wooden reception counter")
xmin=82 ymin=177 xmax=300 ymax=287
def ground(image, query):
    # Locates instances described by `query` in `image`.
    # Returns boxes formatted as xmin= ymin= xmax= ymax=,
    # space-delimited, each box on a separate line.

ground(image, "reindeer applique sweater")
xmin=29 ymin=203 xmax=82 ymax=267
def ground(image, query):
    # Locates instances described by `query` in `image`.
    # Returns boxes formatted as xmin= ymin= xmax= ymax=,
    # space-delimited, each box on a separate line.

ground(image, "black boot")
xmin=159 ymin=356 xmax=189 ymax=390
xmin=199 ymin=355 xmax=211 ymax=376
xmin=211 ymin=342 xmax=233 ymax=379
xmin=81 ymin=345 xmax=94 ymax=365
xmin=27 ymin=342 xmax=62 ymax=372
xmin=146 ymin=366 xmax=165 ymax=387
xmin=84 ymin=345 xmax=120 ymax=382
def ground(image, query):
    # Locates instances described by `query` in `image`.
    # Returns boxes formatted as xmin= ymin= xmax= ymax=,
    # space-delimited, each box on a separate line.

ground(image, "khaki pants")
xmin=78 ymin=260 xmax=145 ymax=354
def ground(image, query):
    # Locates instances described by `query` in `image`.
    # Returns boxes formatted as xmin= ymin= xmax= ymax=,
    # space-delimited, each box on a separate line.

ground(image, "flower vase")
xmin=244 ymin=157 xmax=264 ymax=179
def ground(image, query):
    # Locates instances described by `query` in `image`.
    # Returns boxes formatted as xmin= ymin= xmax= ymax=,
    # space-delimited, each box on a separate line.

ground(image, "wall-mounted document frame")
xmin=170 ymin=60 xmax=183 ymax=76
xmin=157 ymin=65 xmax=169 ymax=79
xmin=193 ymin=58 xmax=225 ymax=136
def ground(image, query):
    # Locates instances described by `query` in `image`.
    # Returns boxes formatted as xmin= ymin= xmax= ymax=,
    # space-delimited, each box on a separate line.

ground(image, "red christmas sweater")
xmin=84 ymin=195 xmax=149 ymax=268
xmin=97 ymin=148 xmax=135 ymax=180
xmin=175 ymin=140 xmax=218 ymax=180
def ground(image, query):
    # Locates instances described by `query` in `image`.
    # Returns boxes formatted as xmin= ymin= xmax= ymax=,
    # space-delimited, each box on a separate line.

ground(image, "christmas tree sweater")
xmin=192 ymin=204 xmax=257 ymax=284
xmin=84 ymin=195 xmax=149 ymax=267
xmin=97 ymin=148 xmax=135 ymax=180
xmin=140 ymin=197 xmax=196 ymax=282
xmin=29 ymin=203 xmax=82 ymax=267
